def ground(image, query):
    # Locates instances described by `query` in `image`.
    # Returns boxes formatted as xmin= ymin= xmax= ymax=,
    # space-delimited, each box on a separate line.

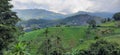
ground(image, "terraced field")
xmin=18 ymin=21 xmax=120 ymax=55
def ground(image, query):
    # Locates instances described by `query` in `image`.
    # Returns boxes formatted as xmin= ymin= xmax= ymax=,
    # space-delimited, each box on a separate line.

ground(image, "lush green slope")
xmin=19 ymin=26 xmax=96 ymax=55
xmin=98 ymin=21 xmax=120 ymax=45
xmin=18 ymin=21 xmax=120 ymax=55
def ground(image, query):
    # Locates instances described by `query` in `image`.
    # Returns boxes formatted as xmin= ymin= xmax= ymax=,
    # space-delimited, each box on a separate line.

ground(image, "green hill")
xmin=19 ymin=26 xmax=96 ymax=54
xmin=18 ymin=21 xmax=120 ymax=55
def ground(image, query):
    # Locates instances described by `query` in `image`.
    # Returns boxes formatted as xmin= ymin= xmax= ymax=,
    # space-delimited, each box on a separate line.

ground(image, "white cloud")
xmin=88 ymin=0 xmax=120 ymax=12
xmin=11 ymin=0 xmax=120 ymax=14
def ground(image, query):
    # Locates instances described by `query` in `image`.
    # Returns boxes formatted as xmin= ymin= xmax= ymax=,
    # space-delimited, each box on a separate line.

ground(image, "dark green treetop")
xmin=0 ymin=0 xmax=20 ymax=54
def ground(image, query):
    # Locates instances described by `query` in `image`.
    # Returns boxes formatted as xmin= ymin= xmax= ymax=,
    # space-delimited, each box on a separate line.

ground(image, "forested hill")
xmin=17 ymin=14 xmax=103 ymax=31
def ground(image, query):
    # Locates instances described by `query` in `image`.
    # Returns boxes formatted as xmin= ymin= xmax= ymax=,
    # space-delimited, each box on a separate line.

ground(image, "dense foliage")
xmin=37 ymin=28 xmax=65 ymax=55
xmin=87 ymin=19 xmax=96 ymax=28
xmin=0 ymin=0 xmax=20 ymax=54
xmin=113 ymin=12 xmax=120 ymax=21
xmin=76 ymin=40 xmax=120 ymax=55
xmin=1 ymin=0 xmax=120 ymax=55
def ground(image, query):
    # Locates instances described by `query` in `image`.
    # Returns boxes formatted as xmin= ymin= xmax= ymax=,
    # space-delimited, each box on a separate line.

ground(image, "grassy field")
xmin=18 ymin=21 xmax=120 ymax=55
xmin=19 ymin=26 xmax=93 ymax=54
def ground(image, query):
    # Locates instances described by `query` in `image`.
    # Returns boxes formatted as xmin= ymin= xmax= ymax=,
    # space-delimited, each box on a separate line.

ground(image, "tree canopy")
xmin=113 ymin=12 xmax=120 ymax=21
xmin=76 ymin=40 xmax=120 ymax=55
xmin=0 ymin=0 xmax=20 ymax=54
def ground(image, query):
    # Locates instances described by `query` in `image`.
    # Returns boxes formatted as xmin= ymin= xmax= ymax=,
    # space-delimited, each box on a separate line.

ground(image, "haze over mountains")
xmin=72 ymin=11 xmax=114 ymax=18
xmin=14 ymin=9 xmax=66 ymax=20
xmin=14 ymin=9 xmax=114 ymax=31
xmin=60 ymin=14 xmax=102 ymax=26
xmin=14 ymin=9 xmax=115 ymax=20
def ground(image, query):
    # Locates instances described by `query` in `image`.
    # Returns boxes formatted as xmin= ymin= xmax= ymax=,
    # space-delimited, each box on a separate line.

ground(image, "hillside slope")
xmin=19 ymin=26 xmax=92 ymax=55
xmin=18 ymin=21 xmax=120 ymax=55
xmin=60 ymin=14 xmax=103 ymax=25
xmin=17 ymin=14 xmax=103 ymax=32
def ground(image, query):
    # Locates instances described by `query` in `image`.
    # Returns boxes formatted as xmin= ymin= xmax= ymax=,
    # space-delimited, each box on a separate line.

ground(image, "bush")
xmin=94 ymin=36 xmax=99 ymax=40
xmin=76 ymin=39 xmax=120 ymax=55
xmin=79 ymin=39 xmax=84 ymax=44
xmin=3 ymin=42 xmax=30 ymax=55
xmin=113 ymin=12 xmax=120 ymax=21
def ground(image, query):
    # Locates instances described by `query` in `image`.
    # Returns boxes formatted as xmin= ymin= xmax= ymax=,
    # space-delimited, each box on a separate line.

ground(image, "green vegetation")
xmin=0 ymin=0 xmax=20 ymax=55
xmin=113 ymin=12 xmax=120 ymax=21
xmin=4 ymin=42 xmax=30 ymax=55
xmin=18 ymin=26 xmax=90 ymax=55
xmin=1 ymin=0 xmax=120 ymax=55
xmin=17 ymin=20 xmax=120 ymax=55
xmin=87 ymin=19 xmax=96 ymax=28
xmin=76 ymin=39 xmax=120 ymax=55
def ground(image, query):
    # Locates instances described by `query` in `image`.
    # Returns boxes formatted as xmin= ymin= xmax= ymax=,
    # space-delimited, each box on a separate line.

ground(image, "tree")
xmin=107 ymin=18 xmax=111 ymax=22
xmin=0 ymin=0 xmax=20 ymax=54
xmin=38 ymin=36 xmax=65 ymax=55
xmin=113 ymin=12 xmax=120 ymax=27
xmin=101 ymin=18 xmax=107 ymax=23
xmin=37 ymin=28 xmax=65 ymax=55
xmin=113 ymin=12 xmax=120 ymax=21
xmin=87 ymin=19 xmax=96 ymax=28
xmin=76 ymin=39 xmax=120 ymax=55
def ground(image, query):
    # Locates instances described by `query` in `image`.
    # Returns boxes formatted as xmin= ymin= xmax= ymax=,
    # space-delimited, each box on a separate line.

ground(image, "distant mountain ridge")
xmin=72 ymin=11 xmax=114 ymax=18
xmin=17 ymin=14 xmax=103 ymax=31
xmin=14 ymin=9 xmax=66 ymax=20
xmin=14 ymin=9 xmax=115 ymax=31
xmin=14 ymin=9 xmax=115 ymax=21
xmin=60 ymin=14 xmax=103 ymax=26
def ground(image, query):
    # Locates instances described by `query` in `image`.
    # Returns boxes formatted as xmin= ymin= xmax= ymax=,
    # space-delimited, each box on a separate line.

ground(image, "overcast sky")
xmin=11 ymin=0 xmax=120 ymax=14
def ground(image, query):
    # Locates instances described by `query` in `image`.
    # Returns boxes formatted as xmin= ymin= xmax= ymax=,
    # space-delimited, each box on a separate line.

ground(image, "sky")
xmin=11 ymin=0 xmax=120 ymax=14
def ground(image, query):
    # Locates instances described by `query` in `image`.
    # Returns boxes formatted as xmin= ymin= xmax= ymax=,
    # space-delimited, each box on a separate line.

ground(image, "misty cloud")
xmin=11 ymin=0 xmax=120 ymax=14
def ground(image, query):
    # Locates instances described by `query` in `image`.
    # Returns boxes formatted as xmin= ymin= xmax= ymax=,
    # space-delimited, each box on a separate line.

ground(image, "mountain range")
xmin=60 ymin=14 xmax=102 ymax=26
xmin=14 ymin=9 xmax=114 ymax=31
xmin=14 ymin=9 xmax=115 ymax=20
xmin=14 ymin=9 xmax=66 ymax=20
xmin=72 ymin=11 xmax=114 ymax=18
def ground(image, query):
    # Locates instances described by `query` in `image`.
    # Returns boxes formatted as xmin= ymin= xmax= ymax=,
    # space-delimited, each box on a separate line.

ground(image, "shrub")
xmin=75 ymin=39 xmax=120 ymax=55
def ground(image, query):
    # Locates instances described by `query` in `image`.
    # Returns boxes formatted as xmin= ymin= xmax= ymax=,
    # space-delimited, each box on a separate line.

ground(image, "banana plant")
xmin=4 ymin=41 xmax=31 ymax=55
